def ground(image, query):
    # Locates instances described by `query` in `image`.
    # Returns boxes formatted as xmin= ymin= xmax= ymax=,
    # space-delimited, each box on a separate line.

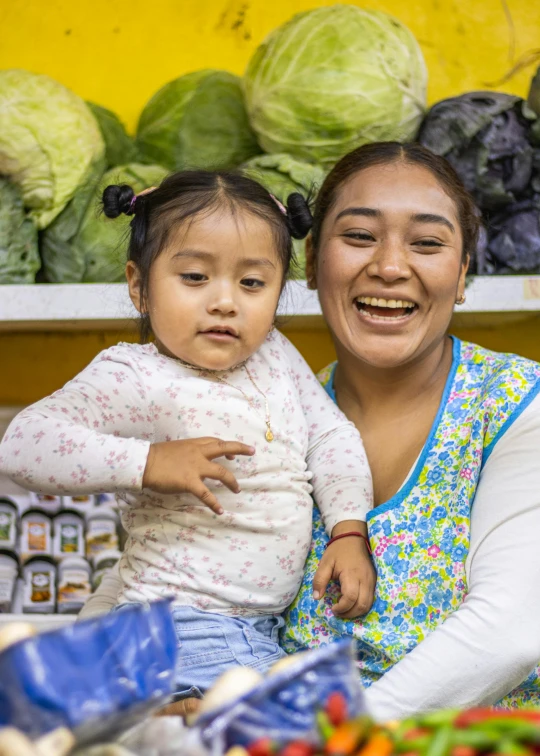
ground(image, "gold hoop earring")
xmin=456 ymin=294 xmax=466 ymax=305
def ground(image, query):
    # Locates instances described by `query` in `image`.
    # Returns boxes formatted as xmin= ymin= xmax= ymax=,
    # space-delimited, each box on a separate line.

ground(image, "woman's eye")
xmin=413 ymin=239 xmax=445 ymax=249
xmin=181 ymin=273 xmax=207 ymax=282
xmin=342 ymin=232 xmax=375 ymax=242
xmin=241 ymin=278 xmax=265 ymax=289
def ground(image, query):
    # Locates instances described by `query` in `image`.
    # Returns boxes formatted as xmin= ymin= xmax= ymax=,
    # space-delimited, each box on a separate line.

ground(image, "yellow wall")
xmin=1 ymin=0 xmax=540 ymax=404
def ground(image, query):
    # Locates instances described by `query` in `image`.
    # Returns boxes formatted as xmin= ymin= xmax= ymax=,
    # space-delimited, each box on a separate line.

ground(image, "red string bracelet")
xmin=326 ymin=531 xmax=372 ymax=555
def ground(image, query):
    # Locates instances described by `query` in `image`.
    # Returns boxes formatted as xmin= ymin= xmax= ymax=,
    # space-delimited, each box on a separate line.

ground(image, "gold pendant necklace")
xmin=213 ymin=365 xmax=274 ymax=442
xmin=167 ymin=351 xmax=274 ymax=442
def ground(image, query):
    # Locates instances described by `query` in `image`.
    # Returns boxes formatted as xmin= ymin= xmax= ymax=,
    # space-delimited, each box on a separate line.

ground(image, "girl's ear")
xmin=305 ymin=235 xmax=317 ymax=290
xmin=126 ymin=261 xmax=146 ymax=314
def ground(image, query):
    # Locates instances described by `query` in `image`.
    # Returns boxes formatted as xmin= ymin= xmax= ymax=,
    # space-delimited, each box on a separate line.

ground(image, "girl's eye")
xmin=181 ymin=273 xmax=207 ymax=283
xmin=241 ymin=278 xmax=265 ymax=289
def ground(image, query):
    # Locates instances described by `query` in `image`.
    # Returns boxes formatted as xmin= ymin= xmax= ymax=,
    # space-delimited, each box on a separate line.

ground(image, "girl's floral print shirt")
xmin=0 ymin=330 xmax=372 ymax=615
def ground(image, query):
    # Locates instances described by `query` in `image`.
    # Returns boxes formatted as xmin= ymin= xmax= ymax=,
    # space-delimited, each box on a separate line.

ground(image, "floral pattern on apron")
xmin=282 ymin=338 xmax=540 ymax=705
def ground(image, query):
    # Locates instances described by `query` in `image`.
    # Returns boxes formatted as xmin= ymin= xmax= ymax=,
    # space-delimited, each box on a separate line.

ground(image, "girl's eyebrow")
xmin=171 ymin=249 xmax=276 ymax=269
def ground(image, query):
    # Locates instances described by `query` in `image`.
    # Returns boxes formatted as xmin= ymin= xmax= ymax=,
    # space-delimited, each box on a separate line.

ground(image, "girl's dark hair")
xmin=102 ymin=170 xmax=312 ymax=341
xmin=310 ymin=142 xmax=481 ymax=262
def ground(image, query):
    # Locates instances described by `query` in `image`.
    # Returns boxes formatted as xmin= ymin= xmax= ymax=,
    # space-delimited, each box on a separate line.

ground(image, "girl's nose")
xmin=207 ymin=283 xmax=239 ymax=316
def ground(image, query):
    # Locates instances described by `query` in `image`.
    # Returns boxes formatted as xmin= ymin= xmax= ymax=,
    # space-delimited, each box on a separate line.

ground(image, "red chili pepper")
xmin=451 ymin=746 xmax=478 ymax=756
xmin=248 ymin=738 xmax=276 ymax=756
xmin=456 ymin=709 xmax=540 ymax=728
xmin=326 ymin=692 xmax=349 ymax=727
xmin=280 ymin=741 xmax=316 ymax=756
xmin=403 ymin=729 xmax=431 ymax=741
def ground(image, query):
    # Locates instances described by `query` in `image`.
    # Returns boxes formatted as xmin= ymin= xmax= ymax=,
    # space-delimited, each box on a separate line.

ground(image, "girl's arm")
xmin=0 ymin=346 xmax=151 ymax=494
xmin=364 ymin=393 xmax=540 ymax=721
xmin=79 ymin=562 xmax=121 ymax=619
xmin=276 ymin=332 xmax=373 ymax=532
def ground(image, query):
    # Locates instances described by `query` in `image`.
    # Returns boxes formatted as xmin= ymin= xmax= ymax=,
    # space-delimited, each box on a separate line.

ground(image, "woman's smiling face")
xmin=309 ymin=161 xmax=468 ymax=369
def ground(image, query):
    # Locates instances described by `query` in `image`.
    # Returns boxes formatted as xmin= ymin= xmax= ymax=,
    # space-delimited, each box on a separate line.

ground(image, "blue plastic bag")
xmin=195 ymin=639 xmax=367 ymax=751
xmin=0 ymin=600 xmax=177 ymax=744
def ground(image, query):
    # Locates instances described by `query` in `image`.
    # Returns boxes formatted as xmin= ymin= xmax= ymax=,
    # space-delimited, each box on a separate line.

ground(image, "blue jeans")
xmin=115 ymin=604 xmax=286 ymax=700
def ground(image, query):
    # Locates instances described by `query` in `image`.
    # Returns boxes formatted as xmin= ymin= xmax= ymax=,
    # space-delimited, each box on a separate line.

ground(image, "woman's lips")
xmin=354 ymin=297 xmax=419 ymax=325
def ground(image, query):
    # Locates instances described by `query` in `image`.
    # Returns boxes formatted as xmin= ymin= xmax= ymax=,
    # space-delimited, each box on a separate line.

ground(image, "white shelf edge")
xmin=0 ymin=613 xmax=76 ymax=630
xmin=0 ymin=277 xmax=538 ymax=330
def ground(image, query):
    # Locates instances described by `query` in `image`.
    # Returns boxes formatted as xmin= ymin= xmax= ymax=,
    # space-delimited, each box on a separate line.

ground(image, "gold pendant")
xmin=265 ymin=426 xmax=274 ymax=442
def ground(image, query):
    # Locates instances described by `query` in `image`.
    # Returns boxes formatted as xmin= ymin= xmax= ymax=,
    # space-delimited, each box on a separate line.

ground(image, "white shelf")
xmin=0 ymin=613 xmax=76 ymax=631
xmin=0 ymin=277 xmax=538 ymax=330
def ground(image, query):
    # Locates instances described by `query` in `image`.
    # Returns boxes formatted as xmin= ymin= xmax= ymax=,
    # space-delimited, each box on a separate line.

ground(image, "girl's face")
xmin=127 ymin=207 xmax=283 ymax=370
xmin=308 ymin=162 xmax=468 ymax=370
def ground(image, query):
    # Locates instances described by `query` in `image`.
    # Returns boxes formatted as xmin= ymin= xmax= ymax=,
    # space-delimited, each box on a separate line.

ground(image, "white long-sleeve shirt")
xmin=80 ymin=395 xmax=540 ymax=718
xmin=0 ymin=330 xmax=372 ymax=616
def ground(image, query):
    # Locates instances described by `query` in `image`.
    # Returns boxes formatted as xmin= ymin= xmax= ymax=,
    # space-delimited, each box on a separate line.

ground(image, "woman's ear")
xmin=457 ymin=255 xmax=469 ymax=301
xmin=305 ymin=235 xmax=318 ymax=290
xmin=126 ymin=261 xmax=145 ymax=314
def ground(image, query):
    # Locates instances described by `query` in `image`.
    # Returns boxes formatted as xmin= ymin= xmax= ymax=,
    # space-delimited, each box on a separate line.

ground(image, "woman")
xmin=83 ymin=143 xmax=540 ymax=720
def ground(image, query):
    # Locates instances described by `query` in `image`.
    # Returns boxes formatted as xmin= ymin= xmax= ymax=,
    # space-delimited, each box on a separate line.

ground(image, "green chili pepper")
xmin=317 ymin=711 xmax=336 ymax=742
xmin=452 ymin=729 xmax=503 ymax=749
xmin=495 ymin=739 xmax=530 ymax=755
xmin=425 ymin=725 xmax=453 ymax=756
xmin=394 ymin=737 xmax=431 ymax=754
xmin=419 ymin=711 xmax=460 ymax=728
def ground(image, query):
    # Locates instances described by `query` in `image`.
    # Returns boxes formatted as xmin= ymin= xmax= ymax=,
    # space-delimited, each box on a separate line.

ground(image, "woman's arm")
xmin=365 ymin=393 xmax=540 ymax=721
xmin=276 ymin=331 xmax=373 ymax=532
xmin=0 ymin=345 xmax=151 ymax=494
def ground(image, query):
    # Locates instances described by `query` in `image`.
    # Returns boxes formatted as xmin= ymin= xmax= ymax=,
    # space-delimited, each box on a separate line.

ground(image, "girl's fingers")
xmin=203 ymin=462 xmax=241 ymax=494
xmin=312 ymin=555 xmax=333 ymax=601
xmin=204 ymin=440 xmax=255 ymax=460
xmin=332 ymin=572 xmax=360 ymax=617
xmin=190 ymin=482 xmax=224 ymax=515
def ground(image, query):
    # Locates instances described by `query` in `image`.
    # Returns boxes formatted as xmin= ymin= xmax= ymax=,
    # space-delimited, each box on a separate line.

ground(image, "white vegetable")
xmin=0 ymin=623 xmax=36 ymax=652
xmin=195 ymin=667 xmax=263 ymax=720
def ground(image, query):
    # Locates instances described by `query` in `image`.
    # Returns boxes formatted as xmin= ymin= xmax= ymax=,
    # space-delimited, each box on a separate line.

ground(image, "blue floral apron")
xmin=282 ymin=338 xmax=540 ymax=706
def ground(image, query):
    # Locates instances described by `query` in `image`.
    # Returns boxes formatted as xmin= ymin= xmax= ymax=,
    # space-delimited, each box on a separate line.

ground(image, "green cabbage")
xmin=40 ymin=156 xmax=107 ymax=282
xmin=136 ymin=70 xmax=261 ymax=170
xmin=0 ymin=69 xmax=105 ymax=229
xmin=0 ymin=178 xmax=40 ymax=284
xmin=43 ymin=163 xmax=168 ymax=283
xmin=243 ymin=5 xmax=427 ymax=167
xmin=242 ymin=153 xmax=325 ymax=277
xmin=87 ymin=102 xmax=139 ymax=168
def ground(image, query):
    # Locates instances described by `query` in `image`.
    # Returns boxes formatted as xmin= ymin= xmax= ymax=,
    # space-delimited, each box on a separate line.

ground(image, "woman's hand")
xmin=142 ymin=438 xmax=255 ymax=515
xmin=312 ymin=522 xmax=376 ymax=619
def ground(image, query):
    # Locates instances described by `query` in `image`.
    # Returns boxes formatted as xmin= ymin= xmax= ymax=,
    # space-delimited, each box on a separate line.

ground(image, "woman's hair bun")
xmin=102 ymin=184 xmax=136 ymax=219
xmin=286 ymin=192 xmax=313 ymax=240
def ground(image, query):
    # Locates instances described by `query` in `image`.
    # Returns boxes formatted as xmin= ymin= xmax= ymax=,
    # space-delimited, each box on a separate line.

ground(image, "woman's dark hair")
xmin=102 ymin=170 xmax=312 ymax=341
xmin=310 ymin=142 xmax=481 ymax=262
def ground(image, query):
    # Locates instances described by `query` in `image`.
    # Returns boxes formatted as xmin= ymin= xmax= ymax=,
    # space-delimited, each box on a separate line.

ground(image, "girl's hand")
xmin=142 ymin=438 xmax=255 ymax=515
xmin=312 ymin=522 xmax=376 ymax=619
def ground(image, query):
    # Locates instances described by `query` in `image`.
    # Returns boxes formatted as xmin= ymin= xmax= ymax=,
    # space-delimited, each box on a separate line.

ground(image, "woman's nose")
xmin=366 ymin=237 xmax=412 ymax=282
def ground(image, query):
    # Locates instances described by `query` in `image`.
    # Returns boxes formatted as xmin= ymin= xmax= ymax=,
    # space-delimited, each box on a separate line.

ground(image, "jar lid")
xmin=92 ymin=549 xmax=122 ymax=570
xmin=21 ymin=508 xmax=52 ymax=521
xmin=0 ymin=498 xmax=18 ymax=512
xmin=0 ymin=548 xmax=19 ymax=568
xmin=58 ymin=556 xmax=91 ymax=573
xmin=85 ymin=507 xmax=119 ymax=524
xmin=23 ymin=555 xmax=56 ymax=569
xmin=54 ymin=509 xmax=84 ymax=521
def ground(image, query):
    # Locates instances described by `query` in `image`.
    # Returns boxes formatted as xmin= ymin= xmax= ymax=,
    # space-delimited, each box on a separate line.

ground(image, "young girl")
xmin=0 ymin=171 xmax=374 ymax=700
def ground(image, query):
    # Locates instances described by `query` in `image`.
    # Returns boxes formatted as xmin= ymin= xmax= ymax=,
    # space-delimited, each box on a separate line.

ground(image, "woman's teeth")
xmin=354 ymin=296 xmax=417 ymax=321
xmin=355 ymin=296 xmax=416 ymax=309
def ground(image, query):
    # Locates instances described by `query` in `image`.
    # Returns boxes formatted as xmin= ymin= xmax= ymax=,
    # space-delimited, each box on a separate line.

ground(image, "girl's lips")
xmin=200 ymin=330 xmax=239 ymax=342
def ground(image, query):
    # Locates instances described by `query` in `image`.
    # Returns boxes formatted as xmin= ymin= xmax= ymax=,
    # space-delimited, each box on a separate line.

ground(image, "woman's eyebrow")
xmin=412 ymin=213 xmax=455 ymax=233
xmin=335 ymin=207 xmax=381 ymax=221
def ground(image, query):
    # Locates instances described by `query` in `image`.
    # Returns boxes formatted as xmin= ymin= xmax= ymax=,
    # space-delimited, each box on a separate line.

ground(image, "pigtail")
xmin=286 ymin=192 xmax=313 ymax=240
xmin=102 ymin=184 xmax=136 ymax=218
